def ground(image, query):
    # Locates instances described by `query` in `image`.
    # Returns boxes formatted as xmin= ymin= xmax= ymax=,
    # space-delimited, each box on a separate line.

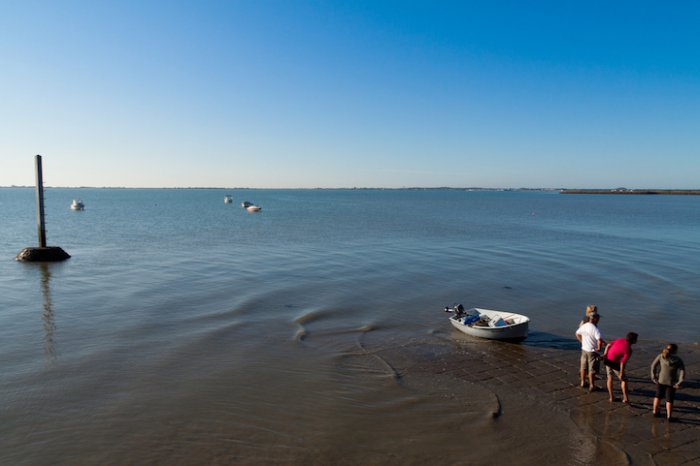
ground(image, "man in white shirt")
xmin=575 ymin=314 xmax=604 ymax=391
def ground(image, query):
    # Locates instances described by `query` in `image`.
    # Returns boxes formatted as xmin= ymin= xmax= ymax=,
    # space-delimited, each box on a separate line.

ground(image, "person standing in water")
xmin=603 ymin=332 xmax=638 ymax=404
xmin=576 ymin=313 xmax=604 ymax=391
xmin=651 ymin=343 xmax=686 ymax=421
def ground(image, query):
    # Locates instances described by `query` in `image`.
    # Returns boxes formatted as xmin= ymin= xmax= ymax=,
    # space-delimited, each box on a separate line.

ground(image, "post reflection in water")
xmin=39 ymin=263 xmax=56 ymax=361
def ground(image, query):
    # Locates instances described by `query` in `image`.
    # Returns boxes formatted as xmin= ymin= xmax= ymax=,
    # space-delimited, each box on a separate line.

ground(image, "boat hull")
xmin=242 ymin=201 xmax=261 ymax=212
xmin=449 ymin=308 xmax=529 ymax=341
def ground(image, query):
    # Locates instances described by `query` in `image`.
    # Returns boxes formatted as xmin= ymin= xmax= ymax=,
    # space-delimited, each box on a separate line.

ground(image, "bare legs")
xmin=652 ymin=398 xmax=674 ymax=420
xmin=620 ymin=380 xmax=630 ymax=403
xmin=581 ymin=368 xmax=597 ymax=390
xmin=607 ymin=375 xmax=630 ymax=403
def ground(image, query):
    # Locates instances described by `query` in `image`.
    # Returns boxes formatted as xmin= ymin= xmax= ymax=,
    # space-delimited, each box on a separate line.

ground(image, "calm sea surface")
xmin=2 ymin=188 xmax=699 ymax=464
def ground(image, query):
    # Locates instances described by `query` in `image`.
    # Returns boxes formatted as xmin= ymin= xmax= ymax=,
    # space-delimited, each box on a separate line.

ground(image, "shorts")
xmin=580 ymin=351 xmax=600 ymax=373
xmin=655 ymin=383 xmax=676 ymax=402
xmin=605 ymin=364 xmax=628 ymax=381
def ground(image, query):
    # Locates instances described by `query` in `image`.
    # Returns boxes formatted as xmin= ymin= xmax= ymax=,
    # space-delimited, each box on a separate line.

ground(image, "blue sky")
xmin=1 ymin=1 xmax=698 ymax=188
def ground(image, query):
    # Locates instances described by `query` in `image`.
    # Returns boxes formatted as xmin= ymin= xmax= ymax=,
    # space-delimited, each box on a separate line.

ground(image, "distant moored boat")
xmin=241 ymin=200 xmax=262 ymax=212
xmin=70 ymin=199 xmax=85 ymax=211
xmin=224 ymin=195 xmax=233 ymax=204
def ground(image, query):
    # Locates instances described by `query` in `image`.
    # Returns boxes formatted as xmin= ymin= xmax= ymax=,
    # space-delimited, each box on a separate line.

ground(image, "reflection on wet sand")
xmin=650 ymin=417 xmax=671 ymax=444
xmin=342 ymin=324 xmax=700 ymax=465
xmin=539 ymin=337 xmax=700 ymax=465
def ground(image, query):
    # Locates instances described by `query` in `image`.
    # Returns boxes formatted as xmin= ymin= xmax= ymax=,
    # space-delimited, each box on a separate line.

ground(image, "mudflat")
xmin=386 ymin=337 xmax=700 ymax=465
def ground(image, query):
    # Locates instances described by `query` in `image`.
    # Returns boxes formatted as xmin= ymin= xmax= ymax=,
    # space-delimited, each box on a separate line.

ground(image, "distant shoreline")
xmin=0 ymin=185 xmax=558 ymax=191
xmin=560 ymin=189 xmax=700 ymax=195
xmin=2 ymin=185 xmax=698 ymax=194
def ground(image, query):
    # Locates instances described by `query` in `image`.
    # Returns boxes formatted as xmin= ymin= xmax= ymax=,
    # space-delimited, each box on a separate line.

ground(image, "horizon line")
xmin=1 ymin=185 xmax=569 ymax=191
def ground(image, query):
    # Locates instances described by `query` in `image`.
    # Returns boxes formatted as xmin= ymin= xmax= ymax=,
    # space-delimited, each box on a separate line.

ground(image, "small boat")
xmin=241 ymin=201 xmax=261 ymax=212
xmin=70 ymin=199 xmax=85 ymax=211
xmin=224 ymin=195 xmax=233 ymax=204
xmin=444 ymin=304 xmax=529 ymax=341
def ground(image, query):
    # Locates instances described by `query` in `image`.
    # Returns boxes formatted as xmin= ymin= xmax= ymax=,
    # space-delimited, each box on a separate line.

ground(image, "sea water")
xmin=1 ymin=188 xmax=699 ymax=464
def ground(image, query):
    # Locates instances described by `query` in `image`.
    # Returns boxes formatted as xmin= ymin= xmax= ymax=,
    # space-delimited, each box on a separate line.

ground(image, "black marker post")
xmin=16 ymin=155 xmax=71 ymax=262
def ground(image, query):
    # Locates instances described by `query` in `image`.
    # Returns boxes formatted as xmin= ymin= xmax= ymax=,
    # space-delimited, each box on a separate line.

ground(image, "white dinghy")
xmin=70 ymin=199 xmax=85 ymax=211
xmin=241 ymin=201 xmax=262 ymax=212
xmin=444 ymin=304 xmax=529 ymax=341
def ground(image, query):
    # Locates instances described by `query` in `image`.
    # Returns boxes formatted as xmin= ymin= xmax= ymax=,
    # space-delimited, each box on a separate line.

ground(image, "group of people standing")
xmin=575 ymin=305 xmax=686 ymax=421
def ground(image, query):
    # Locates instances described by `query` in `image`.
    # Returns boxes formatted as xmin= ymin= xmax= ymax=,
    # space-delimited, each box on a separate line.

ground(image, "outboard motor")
xmin=445 ymin=304 xmax=467 ymax=317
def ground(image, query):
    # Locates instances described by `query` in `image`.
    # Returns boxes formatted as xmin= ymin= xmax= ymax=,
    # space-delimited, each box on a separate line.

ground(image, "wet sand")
xmin=3 ymin=327 xmax=697 ymax=465
xmin=377 ymin=334 xmax=700 ymax=465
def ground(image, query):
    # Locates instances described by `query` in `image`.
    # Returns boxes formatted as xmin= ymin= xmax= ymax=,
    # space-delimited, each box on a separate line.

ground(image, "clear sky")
xmin=1 ymin=1 xmax=698 ymax=188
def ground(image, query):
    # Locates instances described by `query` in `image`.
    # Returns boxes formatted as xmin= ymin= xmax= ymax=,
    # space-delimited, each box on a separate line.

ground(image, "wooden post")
xmin=35 ymin=154 xmax=47 ymax=247
xmin=16 ymin=155 xmax=70 ymax=261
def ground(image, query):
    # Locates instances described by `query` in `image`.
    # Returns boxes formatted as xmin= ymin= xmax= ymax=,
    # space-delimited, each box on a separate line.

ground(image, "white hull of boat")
xmin=449 ymin=307 xmax=529 ymax=340
xmin=70 ymin=200 xmax=85 ymax=211
xmin=241 ymin=201 xmax=261 ymax=212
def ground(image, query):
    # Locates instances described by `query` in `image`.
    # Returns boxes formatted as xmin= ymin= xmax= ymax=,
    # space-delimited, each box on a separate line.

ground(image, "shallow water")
xmin=1 ymin=188 xmax=699 ymax=464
